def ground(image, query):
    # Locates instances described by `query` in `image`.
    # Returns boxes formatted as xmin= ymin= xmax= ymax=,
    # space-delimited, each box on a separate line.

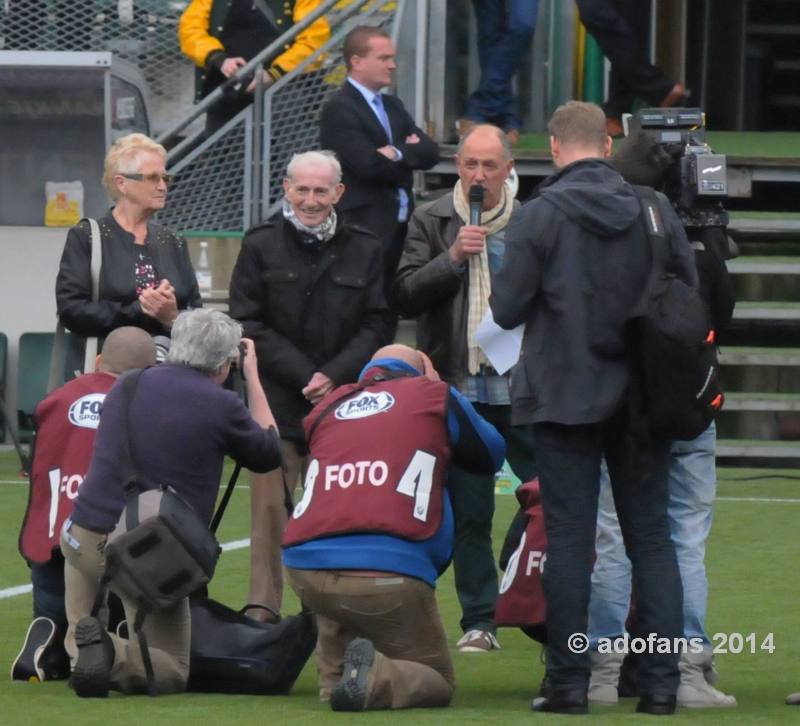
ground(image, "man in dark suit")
xmin=319 ymin=25 xmax=440 ymax=292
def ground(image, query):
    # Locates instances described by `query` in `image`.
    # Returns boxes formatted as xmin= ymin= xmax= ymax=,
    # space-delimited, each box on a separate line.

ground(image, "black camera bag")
xmin=188 ymin=597 xmax=316 ymax=694
xmin=628 ymin=187 xmax=724 ymax=441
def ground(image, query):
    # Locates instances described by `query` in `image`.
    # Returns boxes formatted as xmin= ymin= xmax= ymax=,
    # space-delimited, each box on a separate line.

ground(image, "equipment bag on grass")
xmin=187 ymin=415 xmax=314 ymax=696
xmin=188 ymin=597 xmax=316 ymax=694
xmin=495 ymin=479 xmax=548 ymax=643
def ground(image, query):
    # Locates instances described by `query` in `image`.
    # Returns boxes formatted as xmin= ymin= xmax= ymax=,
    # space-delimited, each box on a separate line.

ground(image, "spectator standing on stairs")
xmin=179 ymin=0 xmax=329 ymax=136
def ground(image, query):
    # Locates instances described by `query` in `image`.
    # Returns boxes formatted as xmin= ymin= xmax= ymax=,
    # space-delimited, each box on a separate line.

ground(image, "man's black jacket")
xmin=490 ymin=158 xmax=697 ymax=427
xmin=228 ymin=216 xmax=390 ymax=441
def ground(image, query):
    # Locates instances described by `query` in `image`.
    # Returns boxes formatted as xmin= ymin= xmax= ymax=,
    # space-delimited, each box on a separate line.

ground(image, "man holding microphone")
xmin=393 ymin=124 xmax=536 ymax=653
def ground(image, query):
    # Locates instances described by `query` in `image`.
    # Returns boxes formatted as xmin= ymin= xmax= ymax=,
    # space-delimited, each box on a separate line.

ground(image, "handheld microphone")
xmin=468 ymin=185 xmax=484 ymax=226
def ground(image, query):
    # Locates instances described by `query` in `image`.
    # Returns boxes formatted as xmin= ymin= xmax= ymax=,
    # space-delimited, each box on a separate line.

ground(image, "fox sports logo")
xmin=68 ymin=393 xmax=106 ymax=429
xmin=335 ymin=391 xmax=395 ymax=420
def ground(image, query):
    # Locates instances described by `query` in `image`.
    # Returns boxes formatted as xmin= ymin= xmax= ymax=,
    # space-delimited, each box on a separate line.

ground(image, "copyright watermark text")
xmin=567 ymin=632 xmax=775 ymax=655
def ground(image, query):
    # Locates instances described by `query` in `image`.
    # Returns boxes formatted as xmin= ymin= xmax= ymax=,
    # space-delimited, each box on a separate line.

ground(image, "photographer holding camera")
xmin=586 ymin=122 xmax=737 ymax=709
xmin=61 ymin=308 xmax=281 ymax=697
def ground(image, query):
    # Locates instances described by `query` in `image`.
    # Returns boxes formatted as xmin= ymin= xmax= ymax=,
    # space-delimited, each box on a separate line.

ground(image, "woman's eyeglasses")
xmin=120 ymin=172 xmax=173 ymax=185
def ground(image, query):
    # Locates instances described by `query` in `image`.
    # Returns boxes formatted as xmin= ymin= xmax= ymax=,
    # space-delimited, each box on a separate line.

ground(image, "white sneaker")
xmin=456 ymin=630 xmax=501 ymax=653
xmin=588 ymin=650 xmax=624 ymax=705
xmin=678 ymin=651 xmax=737 ymax=708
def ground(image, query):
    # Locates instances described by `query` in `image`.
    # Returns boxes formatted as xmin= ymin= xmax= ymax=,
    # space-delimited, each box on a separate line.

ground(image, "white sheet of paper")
xmin=474 ymin=310 xmax=525 ymax=375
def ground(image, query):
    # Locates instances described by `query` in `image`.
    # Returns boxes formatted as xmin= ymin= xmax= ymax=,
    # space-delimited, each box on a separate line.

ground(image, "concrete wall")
xmin=0 ymin=225 xmax=65 ymax=436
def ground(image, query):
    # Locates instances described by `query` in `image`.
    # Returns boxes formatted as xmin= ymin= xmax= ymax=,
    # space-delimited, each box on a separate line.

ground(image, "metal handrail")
xmin=155 ymin=0 xmax=349 ymax=148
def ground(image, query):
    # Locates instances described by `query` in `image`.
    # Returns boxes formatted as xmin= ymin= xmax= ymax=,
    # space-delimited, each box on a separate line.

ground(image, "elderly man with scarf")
xmin=229 ymin=150 xmax=390 ymax=622
xmin=393 ymin=124 xmax=536 ymax=653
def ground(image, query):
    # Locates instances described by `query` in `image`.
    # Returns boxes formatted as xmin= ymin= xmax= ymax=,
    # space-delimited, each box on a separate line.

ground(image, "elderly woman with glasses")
xmin=56 ymin=133 xmax=201 ymax=367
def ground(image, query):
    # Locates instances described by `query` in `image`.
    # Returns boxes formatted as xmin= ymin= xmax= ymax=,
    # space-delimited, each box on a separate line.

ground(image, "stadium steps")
xmin=718 ymin=220 xmax=800 ymax=462
xmin=732 ymin=302 xmax=800 ymax=320
xmin=724 ymin=392 xmax=800 ymax=411
xmin=716 ymin=439 xmax=800 ymax=458
xmin=727 ymin=257 xmax=800 ymax=274
xmin=721 ymin=347 xmax=800 ymax=366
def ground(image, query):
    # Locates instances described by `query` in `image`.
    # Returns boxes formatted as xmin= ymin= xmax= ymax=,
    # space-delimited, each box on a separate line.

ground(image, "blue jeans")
xmin=534 ymin=416 xmax=681 ymax=696
xmin=31 ymin=554 xmax=67 ymax=629
xmin=464 ymin=0 xmax=539 ymax=131
xmin=588 ymin=422 xmax=717 ymax=645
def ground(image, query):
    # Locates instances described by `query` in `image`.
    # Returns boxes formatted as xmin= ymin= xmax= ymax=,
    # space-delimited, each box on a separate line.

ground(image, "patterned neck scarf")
xmin=453 ymin=179 xmax=517 ymax=374
xmin=282 ymin=197 xmax=338 ymax=245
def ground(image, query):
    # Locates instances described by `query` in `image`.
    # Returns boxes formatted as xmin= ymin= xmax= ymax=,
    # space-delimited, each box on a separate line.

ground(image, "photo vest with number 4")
xmin=283 ymin=375 xmax=452 ymax=546
xmin=18 ymin=372 xmax=115 ymax=563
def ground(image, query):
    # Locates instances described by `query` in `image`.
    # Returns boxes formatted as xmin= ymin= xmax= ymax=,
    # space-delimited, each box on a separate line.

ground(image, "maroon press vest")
xmin=495 ymin=478 xmax=548 ymax=629
xmin=18 ymin=372 xmax=115 ymax=563
xmin=283 ymin=375 xmax=451 ymax=546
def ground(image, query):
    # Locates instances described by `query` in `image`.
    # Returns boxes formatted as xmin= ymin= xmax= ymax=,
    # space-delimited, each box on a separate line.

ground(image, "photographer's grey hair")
xmin=167 ymin=309 xmax=242 ymax=374
xmin=286 ymin=150 xmax=342 ymax=185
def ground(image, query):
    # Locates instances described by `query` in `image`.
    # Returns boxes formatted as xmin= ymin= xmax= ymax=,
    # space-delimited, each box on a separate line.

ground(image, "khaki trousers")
xmin=60 ymin=521 xmax=190 ymax=694
xmin=247 ymin=438 xmax=304 ymax=616
xmin=287 ymin=568 xmax=455 ymax=709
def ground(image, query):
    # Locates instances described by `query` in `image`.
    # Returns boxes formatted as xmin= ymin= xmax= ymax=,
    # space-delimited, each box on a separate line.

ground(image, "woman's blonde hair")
xmin=102 ymin=133 xmax=167 ymax=201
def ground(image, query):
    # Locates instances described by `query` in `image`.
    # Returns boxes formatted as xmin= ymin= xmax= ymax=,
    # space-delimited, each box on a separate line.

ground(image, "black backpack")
xmin=628 ymin=187 xmax=724 ymax=441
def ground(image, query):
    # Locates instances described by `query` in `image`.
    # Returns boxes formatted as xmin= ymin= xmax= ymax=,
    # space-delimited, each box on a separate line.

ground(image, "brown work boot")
xmin=330 ymin=638 xmax=376 ymax=711
xmin=606 ymin=117 xmax=624 ymax=137
xmin=659 ymin=83 xmax=690 ymax=108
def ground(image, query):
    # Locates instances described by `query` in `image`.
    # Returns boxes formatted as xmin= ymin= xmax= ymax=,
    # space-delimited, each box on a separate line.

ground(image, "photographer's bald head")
xmin=97 ymin=326 xmax=157 ymax=376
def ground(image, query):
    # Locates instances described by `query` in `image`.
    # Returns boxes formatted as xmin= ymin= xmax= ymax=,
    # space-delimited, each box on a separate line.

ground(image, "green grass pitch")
xmin=0 ymin=451 xmax=798 ymax=724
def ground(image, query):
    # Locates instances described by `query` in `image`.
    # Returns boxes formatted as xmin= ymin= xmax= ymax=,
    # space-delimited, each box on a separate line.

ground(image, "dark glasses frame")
xmin=120 ymin=172 xmax=173 ymax=185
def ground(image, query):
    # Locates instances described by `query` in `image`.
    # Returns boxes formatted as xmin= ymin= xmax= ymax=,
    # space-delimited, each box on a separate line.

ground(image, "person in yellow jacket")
xmin=179 ymin=0 xmax=329 ymax=135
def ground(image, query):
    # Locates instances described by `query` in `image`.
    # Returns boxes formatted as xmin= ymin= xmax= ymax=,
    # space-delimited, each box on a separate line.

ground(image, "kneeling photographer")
xmin=587 ymin=111 xmax=738 ymax=709
xmin=61 ymin=308 xmax=281 ymax=697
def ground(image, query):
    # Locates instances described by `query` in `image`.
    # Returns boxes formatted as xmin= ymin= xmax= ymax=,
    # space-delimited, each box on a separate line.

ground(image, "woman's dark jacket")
xmin=55 ymin=211 xmax=202 ymax=338
xmin=228 ymin=215 xmax=390 ymax=442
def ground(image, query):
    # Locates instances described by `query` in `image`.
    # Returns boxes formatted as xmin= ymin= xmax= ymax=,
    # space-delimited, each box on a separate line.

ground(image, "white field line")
xmin=0 ymin=537 xmax=252 ymax=600
xmin=716 ymin=496 xmax=800 ymax=504
xmin=1 ymin=494 xmax=799 ymax=600
xmin=0 ymin=481 xmax=253 ymax=489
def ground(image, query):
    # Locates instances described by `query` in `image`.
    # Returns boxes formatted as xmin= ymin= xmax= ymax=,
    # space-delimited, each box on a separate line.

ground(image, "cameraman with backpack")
xmin=489 ymin=101 xmax=696 ymax=715
xmin=60 ymin=309 xmax=281 ymax=697
xmin=586 ymin=129 xmax=737 ymax=709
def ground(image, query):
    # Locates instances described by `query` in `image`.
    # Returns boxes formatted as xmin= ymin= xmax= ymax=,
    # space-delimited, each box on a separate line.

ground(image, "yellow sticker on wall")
xmin=45 ymin=181 xmax=84 ymax=227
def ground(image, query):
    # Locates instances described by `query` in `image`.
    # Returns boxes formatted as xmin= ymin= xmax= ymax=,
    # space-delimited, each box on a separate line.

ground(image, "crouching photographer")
xmin=60 ymin=308 xmax=281 ymax=697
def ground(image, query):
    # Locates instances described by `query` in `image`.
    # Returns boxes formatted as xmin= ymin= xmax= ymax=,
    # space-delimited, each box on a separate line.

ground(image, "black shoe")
xmin=10 ymin=617 xmax=56 ymax=682
xmin=618 ymin=652 xmax=640 ymax=698
xmin=72 ymin=617 xmax=114 ymax=698
xmin=637 ymin=693 xmax=677 ymax=715
xmin=539 ymin=671 xmax=553 ymax=699
xmin=531 ymin=690 xmax=589 ymax=714
xmin=330 ymin=638 xmax=375 ymax=712
xmin=37 ymin=627 xmax=71 ymax=681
